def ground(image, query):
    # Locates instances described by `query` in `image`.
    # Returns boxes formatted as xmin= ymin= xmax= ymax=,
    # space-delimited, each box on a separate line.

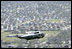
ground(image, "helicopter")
xmin=7 ymin=23 xmax=45 ymax=40
xmin=7 ymin=31 xmax=45 ymax=40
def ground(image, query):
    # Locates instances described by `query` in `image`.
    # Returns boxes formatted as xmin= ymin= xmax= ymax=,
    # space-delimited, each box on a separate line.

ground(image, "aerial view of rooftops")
xmin=1 ymin=1 xmax=71 ymax=48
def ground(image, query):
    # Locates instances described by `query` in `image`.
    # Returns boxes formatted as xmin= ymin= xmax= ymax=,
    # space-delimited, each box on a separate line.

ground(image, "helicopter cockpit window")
xmin=34 ymin=32 xmax=39 ymax=34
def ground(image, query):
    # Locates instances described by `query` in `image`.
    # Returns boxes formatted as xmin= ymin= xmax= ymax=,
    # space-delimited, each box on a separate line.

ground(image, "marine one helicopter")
xmin=7 ymin=31 xmax=45 ymax=40
xmin=7 ymin=24 xmax=45 ymax=40
xmin=16 ymin=31 xmax=44 ymax=40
